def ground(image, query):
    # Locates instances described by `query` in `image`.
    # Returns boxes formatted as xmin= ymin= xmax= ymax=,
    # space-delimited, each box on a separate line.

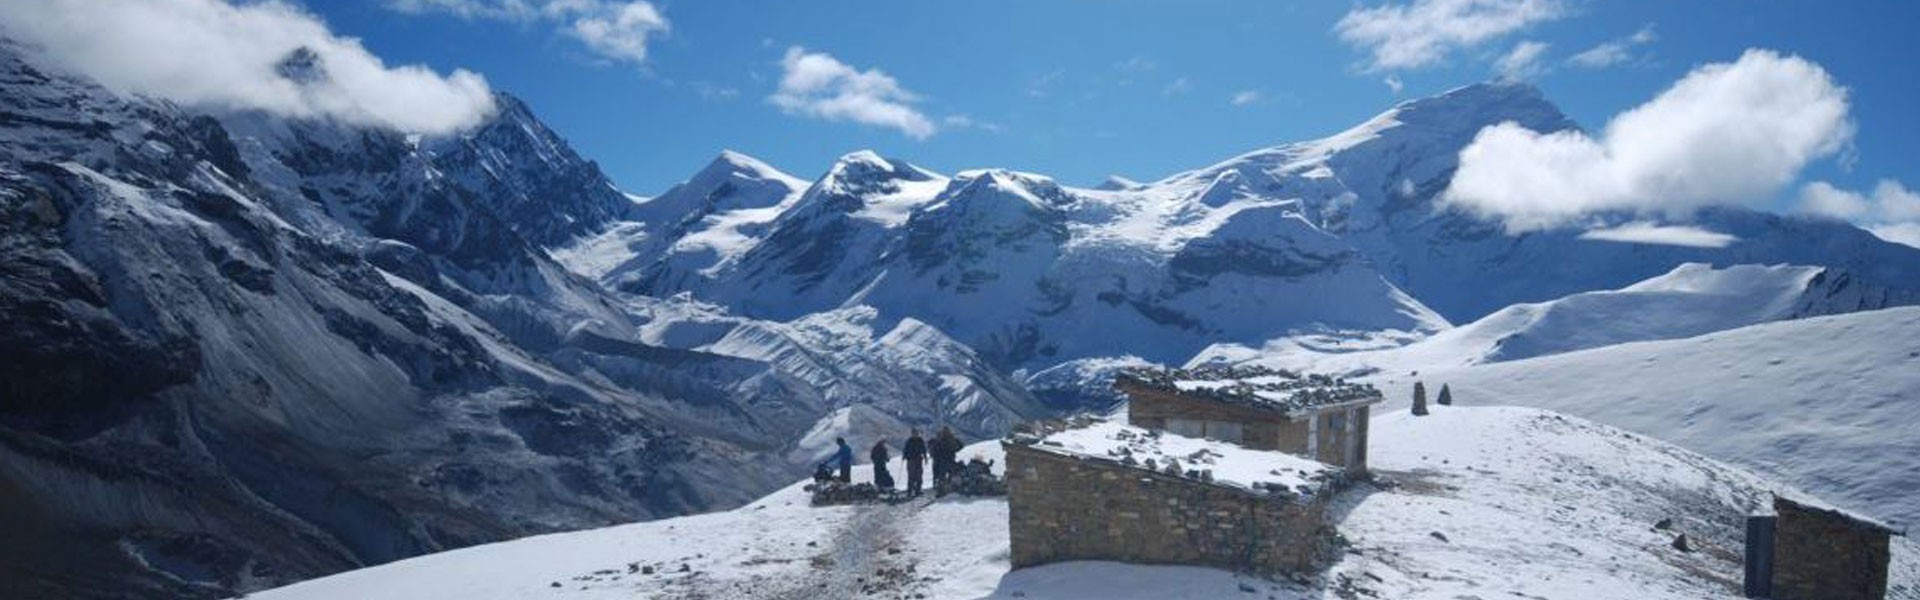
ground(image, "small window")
xmin=1167 ymin=418 xmax=1206 ymax=439
xmin=1207 ymin=421 xmax=1244 ymax=444
xmin=1328 ymin=412 xmax=1346 ymax=432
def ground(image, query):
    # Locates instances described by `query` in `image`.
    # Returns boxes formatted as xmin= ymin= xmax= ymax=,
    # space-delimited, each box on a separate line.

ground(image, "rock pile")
xmin=940 ymin=457 xmax=1006 ymax=497
xmin=806 ymin=481 xmax=905 ymax=506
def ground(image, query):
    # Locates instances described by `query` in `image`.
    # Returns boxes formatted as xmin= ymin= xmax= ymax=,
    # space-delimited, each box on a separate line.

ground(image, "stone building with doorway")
xmin=1116 ymin=366 xmax=1384 ymax=473
xmin=1747 ymin=495 xmax=1903 ymax=600
xmin=1003 ymin=416 xmax=1349 ymax=576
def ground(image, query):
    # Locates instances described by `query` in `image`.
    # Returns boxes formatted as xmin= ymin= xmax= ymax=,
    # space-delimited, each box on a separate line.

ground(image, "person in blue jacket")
xmin=828 ymin=437 xmax=853 ymax=483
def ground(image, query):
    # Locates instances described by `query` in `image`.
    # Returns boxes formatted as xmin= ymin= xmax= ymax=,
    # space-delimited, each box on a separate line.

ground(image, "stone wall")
xmin=1770 ymin=497 xmax=1892 ymax=600
xmin=1004 ymin=442 xmax=1337 ymax=577
xmin=1123 ymin=384 xmax=1290 ymax=450
xmin=1122 ymin=384 xmax=1372 ymax=473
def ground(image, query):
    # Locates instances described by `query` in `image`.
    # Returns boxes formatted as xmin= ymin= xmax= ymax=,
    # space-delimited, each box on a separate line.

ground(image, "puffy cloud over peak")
xmin=1 ymin=0 xmax=497 ymax=135
xmin=1800 ymin=179 xmax=1920 ymax=249
xmin=1443 ymin=49 xmax=1853 ymax=232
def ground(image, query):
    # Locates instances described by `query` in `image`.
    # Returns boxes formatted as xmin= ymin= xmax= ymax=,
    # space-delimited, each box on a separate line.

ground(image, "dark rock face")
xmin=0 ymin=41 xmax=807 ymax=600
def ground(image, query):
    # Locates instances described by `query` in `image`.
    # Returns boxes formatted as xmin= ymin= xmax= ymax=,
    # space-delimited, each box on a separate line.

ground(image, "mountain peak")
xmin=944 ymin=169 xmax=1070 ymax=209
xmin=696 ymin=150 xmax=801 ymax=186
xmin=1385 ymin=79 xmax=1574 ymax=134
xmin=835 ymin=149 xmax=889 ymax=167
xmin=1094 ymin=175 xmax=1143 ymax=191
xmin=820 ymin=150 xmax=940 ymax=192
xmin=273 ymin=47 xmax=327 ymax=85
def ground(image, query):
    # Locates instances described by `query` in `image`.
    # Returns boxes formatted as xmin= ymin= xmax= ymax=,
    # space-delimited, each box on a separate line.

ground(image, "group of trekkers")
xmin=821 ymin=427 xmax=965 ymax=497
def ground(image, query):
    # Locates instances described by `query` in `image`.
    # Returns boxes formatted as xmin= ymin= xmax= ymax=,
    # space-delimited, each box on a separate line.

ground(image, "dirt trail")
xmin=659 ymin=498 xmax=930 ymax=600
xmin=805 ymin=500 xmax=915 ymax=599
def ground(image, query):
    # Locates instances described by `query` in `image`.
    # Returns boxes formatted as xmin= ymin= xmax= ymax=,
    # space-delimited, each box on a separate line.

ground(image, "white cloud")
xmin=1443 ymin=49 xmax=1854 ymax=232
xmin=1569 ymin=24 xmax=1658 ymax=69
xmin=943 ymin=114 xmax=1004 ymax=134
xmin=0 ymin=0 xmax=495 ymax=134
xmin=1230 ymin=90 xmax=1262 ymax=106
xmin=1869 ymin=223 xmax=1920 ymax=250
xmin=567 ymin=2 xmax=667 ymax=64
xmin=770 ymin=47 xmax=936 ymax=139
xmin=1797 ymin=180 xmax=1874 ymax=220
xmin=1334 ymin=0 xmax=1566 ymax=72
xmin=387 ymin=0 xmax=544 ymax=20
xmin=1799 ymin=179 xmax=1920 ymax=249
xmin=387 ymin=0 xmax=666 ymax=67
xmin=1495 ymin=40 xmax=1549 ymax=79
xmin=1114 ymin=56 xmax=1157 ymax=73
xmin=1162 ymin=77 xmax=1193 ymax=97
xmin=1384 ymin=74 xmax=1406 ymax=94
xmin=1027 ymin=68 xmax=1065 ymax=99
xmin=1577 ymin=223 xmax=1737 ymax=248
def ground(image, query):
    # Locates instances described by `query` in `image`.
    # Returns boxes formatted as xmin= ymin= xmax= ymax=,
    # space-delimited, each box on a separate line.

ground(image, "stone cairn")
xmin=942 ymin=457 xmax=1007 ymax=497
xmin=1411 ymin=381 xmax=1429 ymax=416
xmin=1437 ymin=383 xmax=1453 ymax=406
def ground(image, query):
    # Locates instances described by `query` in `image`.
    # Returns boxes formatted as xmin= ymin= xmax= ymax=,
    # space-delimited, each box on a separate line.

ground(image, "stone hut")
xmin=1004 ymin=418 xmax=1348 ymax=577
xmin=1116 ymin=366 xmax=1383 ymax=473
xmin=1749 ymin=495 xmax=1902 ymax=600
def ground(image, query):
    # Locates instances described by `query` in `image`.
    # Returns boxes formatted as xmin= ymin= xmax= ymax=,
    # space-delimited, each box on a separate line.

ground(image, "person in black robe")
xmin=903 ymin=429 xmax=927 ymax=497
xmin=930 ymin=427 xmax=962 ymax=491
xmin=870 ymin=440 xmax=894 ymax=489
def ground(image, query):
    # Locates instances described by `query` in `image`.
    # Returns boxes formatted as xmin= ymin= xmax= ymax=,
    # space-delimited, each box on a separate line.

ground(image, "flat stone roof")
xmin=1009 ymin=417 xmax=1345 ymax=503
xmin=1775 ymin=495 xmax=1905 ymax=537
xmin=1116 ymin=365 xmax=1383 ymax=417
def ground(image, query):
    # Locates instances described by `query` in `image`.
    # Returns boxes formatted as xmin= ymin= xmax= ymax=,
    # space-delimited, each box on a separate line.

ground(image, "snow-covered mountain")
xmin=1253 ymin=305 xmax=1920 ymax=530
xmin=0 ymin=39 xmax=1038 ymax=600
xmin=10 ymin=24 xmax=1920 ymax=600
xmin=1154 ymin=81 xmax=1920 ymax=322
xmin=247 ymin=406 xmax=1920 ymax=600
xmin=1206 ymin=262 xmax=1920 ymax=372
xmin=569 ymin=80 xmax=1920 ymax=407
xmin=584 ymin=151 xmax=1449 ymax=376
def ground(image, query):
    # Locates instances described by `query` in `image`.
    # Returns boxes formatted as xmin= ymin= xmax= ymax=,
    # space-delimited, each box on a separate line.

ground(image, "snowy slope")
xmin=250 ymin=407 xmax=1920 ymax=600
xmin=1149 ymin=81 xmax=1920 ymax=322
xmin=0 ymin=38 xmax=1040 ymax=600
xmin=1208 ymin=262 xmax=1920 ymax=374
xmin=558 ymin=150 xmax=807 ymax=284
xmin=565 ymin=80 xmax=1920 ymax=406
xmin=1295 ymin=306 xmax=1920 ymax=530
xmin=580 ymin=152 xmax=1447 ymax=380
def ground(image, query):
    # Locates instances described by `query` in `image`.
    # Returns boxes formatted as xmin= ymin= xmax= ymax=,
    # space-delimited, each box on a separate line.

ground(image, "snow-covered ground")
xmin=1324 ymin=306 xmax=1920 ymax=531
xmin=249 ymin=406 xmax=1920 ymax=599
xmin=1197 ymin=262 xmax=1895 ymax=375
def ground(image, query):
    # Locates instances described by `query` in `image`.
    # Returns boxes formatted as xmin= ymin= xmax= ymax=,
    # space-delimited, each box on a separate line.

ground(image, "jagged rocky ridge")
xmin=0 ymin=40 xmax=1042 ymax=600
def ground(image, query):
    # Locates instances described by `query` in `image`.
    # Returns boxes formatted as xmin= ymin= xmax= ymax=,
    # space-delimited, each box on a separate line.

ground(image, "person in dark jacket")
xmin=870 ymin=440 xmax=894 ymax=489
xmin=830 ymin=437 xmax=854 ymax=483
xmin=930 ymin=427 xmax=962 ymax=489
xmin=903 ymin=429 xmax=928 ymax=497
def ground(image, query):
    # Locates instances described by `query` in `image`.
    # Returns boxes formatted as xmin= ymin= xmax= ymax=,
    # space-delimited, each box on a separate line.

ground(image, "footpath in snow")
xmin=253 ymin=406 xmax=1920 ymax=600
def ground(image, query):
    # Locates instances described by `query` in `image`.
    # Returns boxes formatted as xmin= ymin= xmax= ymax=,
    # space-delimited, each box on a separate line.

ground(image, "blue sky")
xmin=306 ymin=0 xmax=1919 ymax=202
xmin=7 ymin=0 xmax=1915 ymax=241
